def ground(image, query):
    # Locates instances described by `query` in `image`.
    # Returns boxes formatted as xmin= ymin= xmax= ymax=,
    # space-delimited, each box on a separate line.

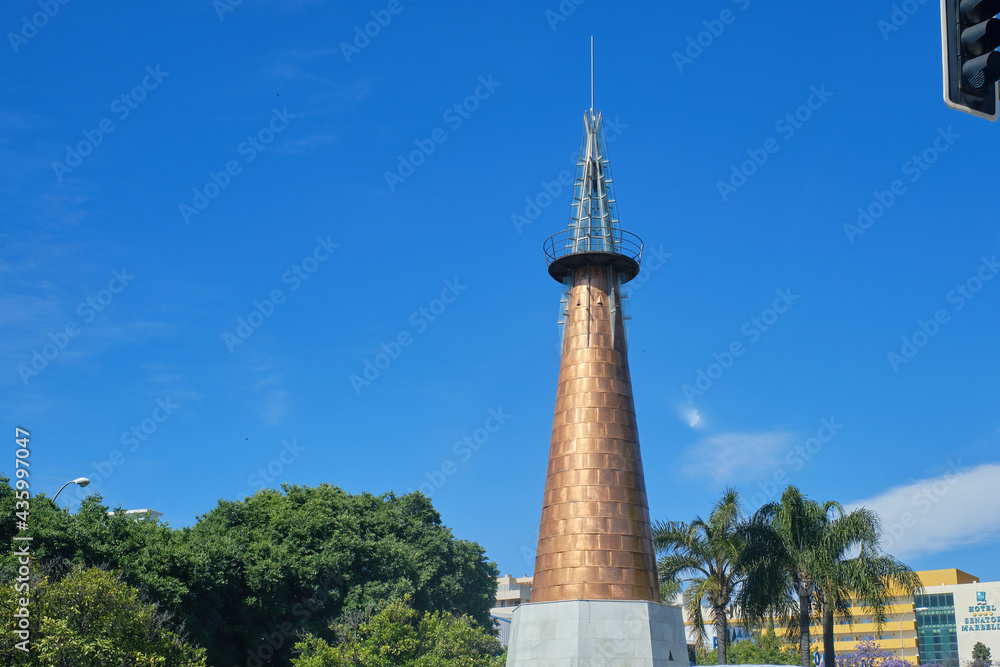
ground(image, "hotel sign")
xmin=962 ymin=591 xmax=1000 ymax=633
xmin=954 ymin=584 xmax=1000 ymax=662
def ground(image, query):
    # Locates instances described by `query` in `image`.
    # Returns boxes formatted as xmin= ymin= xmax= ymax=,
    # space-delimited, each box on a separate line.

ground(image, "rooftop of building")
xmin=916 ymin=568 xmax=980 ymax=586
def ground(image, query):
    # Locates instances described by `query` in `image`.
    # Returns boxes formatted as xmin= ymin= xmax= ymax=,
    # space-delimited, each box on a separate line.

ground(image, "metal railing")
xmin=543 ymin=227 xmax=643 ymax=268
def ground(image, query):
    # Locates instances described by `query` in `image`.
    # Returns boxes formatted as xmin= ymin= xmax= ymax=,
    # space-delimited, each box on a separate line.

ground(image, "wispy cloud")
xmin=0 ymin=110 xmax=49 ymax=136
xmin=0 ymin=294 xmax=62 ymax=328
xmin=681 ymin=431 xmax=795 ymax=484
xmin=277 ymin=47 xmax=338 ymax=60
xmin=138 ymin=361 xmax=203 ymax=405
xmin=257 ymin=388 xmax=290 ymax=426
xmin=258 ymin=49 xmax=370 ymax=102
xmin=847 ymin=462 xmax=1000 ymax=558
xmin=245 ymin=356 xmax=291 ymax=427
xmin=268 ymin=0 xmax=325 ymax=11
xmin=277 ymin=133 xmax=338 ymax=154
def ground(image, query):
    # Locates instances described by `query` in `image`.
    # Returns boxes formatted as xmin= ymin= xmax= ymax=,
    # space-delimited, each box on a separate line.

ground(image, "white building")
xmin=490 ymin=574 xmax=533 ymax=646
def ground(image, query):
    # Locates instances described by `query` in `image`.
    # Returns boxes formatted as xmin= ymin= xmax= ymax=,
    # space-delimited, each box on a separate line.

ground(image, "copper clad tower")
xmin=505 ymin=93 xmax=685 ymax=667
xmin=531 ymin=109 xmax=660 ymax=604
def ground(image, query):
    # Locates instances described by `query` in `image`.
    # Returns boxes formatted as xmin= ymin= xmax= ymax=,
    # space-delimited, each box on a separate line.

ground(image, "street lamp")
xmin=900 ymin=606 xmax=929 ymax=663
xmin=52 ymin=477 xmax=90 ymax=502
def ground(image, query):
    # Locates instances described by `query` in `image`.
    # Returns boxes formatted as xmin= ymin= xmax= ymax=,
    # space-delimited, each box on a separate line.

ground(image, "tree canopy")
xmin=291 ymin=596 xmax=506 ymax=667
xmin=653 ymin=487 xmax=746 ymax=665
xmin=727 ymin=632 xmax=800 ymax=665
xmin=0 ymin=477 xmax=499 ymax=667
xmin=182 ymin=484 xmax=499 ymax=666
xmin=652 ymin=485 xmax=920 ymax=667
xmin=0 ymin=566 xmax=206 ymax=666
xmin=738 ymin=487 xmax=846 ymax=667
xmin=737 ymin=488 xmax=920 ymax=667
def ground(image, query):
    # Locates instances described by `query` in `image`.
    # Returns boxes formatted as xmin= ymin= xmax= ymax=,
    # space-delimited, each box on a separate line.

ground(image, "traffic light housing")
xmin=942 ymin=0 xmax=1000 ymax=120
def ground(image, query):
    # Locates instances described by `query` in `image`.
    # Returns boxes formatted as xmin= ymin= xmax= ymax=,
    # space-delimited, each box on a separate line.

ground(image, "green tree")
xmin=738 ymin=487 xmax=922 ymax=667
xmin=0 ymin=476 xmax=195 ymax=618
xmin=653 ymin=487 xmax=746 ymax=665
xmin=695 ymin=646 xmax=719 ymax=665
xmin=727 ymin=632 xmax=799 ymax=665
xmin=179 ymin=484 xmax=499 ymax=667
xmin=810 ymin=507 xmax=921 ymax=667
xmin=659 ymin=577 xmax=682 ymax=602
xmin=972 ymin=641 xmax=992 ymax=665
xmin=0 ymin=477 xmax=499 ymax=667
xmin=291 ymin=596 xmax=506 ymax=667
xmin=0 ymin=566 xmax=206 ymax=666
xmin=738 ymin=486 xmax=837 ymax=667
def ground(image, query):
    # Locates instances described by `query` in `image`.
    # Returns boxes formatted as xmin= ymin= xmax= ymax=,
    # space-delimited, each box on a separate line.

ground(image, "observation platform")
xmin=543 ymin=228 xmax=643 ymax=283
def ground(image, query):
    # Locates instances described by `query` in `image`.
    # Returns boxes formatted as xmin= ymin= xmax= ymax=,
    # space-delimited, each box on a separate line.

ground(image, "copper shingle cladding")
xmin=530 ymin=264 xmax=660 ymax=603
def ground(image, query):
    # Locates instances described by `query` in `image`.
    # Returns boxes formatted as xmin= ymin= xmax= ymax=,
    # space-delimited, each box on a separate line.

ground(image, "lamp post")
xmin=52 ymin=477 xmax=90 ymax=502
xmin=900 ymin=606 xmax=929 ymax=663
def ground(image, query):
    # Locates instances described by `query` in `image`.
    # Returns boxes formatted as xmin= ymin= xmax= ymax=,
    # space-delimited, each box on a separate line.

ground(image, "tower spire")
xmin=590 ymin=35 xmax=594 ymax=119
xmin=546 ymin=100 xmax=642 ymax=347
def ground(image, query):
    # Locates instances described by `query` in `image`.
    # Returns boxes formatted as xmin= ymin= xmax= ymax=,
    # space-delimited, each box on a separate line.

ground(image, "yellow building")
xmin=681 ymin=569 xmax=990 ymax=666
xmin=809 ymin=568 xmax=982 ymax=665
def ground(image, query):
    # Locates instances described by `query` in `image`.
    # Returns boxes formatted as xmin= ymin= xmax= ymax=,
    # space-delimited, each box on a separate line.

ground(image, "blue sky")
xmin=2 ymin=0 xmax=999 ymax=584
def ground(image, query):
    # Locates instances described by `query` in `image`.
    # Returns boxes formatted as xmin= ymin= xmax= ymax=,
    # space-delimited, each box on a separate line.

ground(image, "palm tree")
xmin=652 ymin=488 xmax=745 ymax=665
xmin=737 ymin=486 xmax=838 ymax=667
xmin=738 ymin=487 xmax=922 ymax=667
xmin=811 ymin=507 xmax=922 ymax=667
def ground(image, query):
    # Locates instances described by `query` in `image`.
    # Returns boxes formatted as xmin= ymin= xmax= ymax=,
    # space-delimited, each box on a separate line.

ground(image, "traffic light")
xmin=942 ymin=0 xmax=1000 ymax=120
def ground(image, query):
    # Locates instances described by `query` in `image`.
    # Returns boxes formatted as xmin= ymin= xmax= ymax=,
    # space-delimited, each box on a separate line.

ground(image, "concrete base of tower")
xmin=505 ymin=599 xmax=688 ymax=666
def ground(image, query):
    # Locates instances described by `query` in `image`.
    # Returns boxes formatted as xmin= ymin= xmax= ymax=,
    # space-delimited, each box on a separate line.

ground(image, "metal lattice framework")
xmin=544 ymin=111 xmax=642 ymax=284
xmin=569 ymin=110 xmax=621 ymax=253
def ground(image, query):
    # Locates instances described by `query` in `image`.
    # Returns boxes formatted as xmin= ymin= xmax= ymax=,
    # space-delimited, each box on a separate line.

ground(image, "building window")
xmin=915 ymin=594 xmax=958 ymax=665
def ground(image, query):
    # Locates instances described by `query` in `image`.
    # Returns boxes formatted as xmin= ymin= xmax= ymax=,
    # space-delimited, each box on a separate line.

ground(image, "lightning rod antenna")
xmin=590 ymin=36 xmax=594 ymax=120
